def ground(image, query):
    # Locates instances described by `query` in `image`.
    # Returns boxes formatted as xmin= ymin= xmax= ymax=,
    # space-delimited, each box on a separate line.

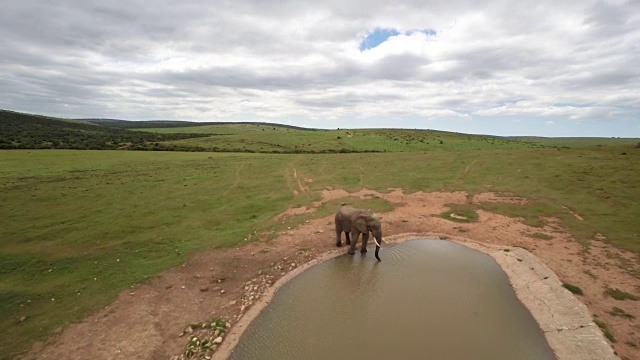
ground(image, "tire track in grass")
xmin=455 ymin=159 xmax=478 ymax=183
xmin=275 ymin=157 xmax=318 ymax=219
xmin=223 ymin=162 xmax=246 ymax=197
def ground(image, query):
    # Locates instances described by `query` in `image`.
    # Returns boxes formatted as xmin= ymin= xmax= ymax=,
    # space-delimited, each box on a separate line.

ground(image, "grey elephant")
xmin=334 ymin=204 xmax=383 ymax=261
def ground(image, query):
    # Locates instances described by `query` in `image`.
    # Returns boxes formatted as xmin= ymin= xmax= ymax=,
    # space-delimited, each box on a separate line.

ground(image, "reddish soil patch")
xmin=22 ymin=190 xmax=640 ymax=360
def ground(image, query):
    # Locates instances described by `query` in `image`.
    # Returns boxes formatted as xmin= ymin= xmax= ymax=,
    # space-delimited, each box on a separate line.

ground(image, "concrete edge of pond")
xmin=214 ymin=233 xmax=619 ymax=360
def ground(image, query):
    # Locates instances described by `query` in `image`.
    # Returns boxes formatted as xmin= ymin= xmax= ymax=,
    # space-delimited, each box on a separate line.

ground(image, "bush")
xmin=562 ymin=283 xmax=584 ymax=295
xmin=604 ymin=287 xmax=638 ymax=301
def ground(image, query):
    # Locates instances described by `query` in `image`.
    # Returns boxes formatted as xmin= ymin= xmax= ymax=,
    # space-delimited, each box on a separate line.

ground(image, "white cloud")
xmin=0 ymin=0 xmax=639 ymax=135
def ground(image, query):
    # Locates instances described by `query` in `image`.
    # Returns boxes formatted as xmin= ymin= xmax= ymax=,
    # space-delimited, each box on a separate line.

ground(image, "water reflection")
xmin=230 ymin=240 xmax=556 ymax=360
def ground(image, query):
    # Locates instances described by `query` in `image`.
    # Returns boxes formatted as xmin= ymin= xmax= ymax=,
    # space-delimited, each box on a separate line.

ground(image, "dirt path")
xmin=23 ymin=190 xmax=640 ymax=360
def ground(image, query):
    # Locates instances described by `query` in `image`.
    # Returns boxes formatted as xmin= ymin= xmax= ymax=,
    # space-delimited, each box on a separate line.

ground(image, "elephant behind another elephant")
xmin=334 ymin=205 xmax=383 ymax=261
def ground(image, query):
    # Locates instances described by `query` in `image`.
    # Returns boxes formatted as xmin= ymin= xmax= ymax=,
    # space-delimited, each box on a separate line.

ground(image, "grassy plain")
xmin=137 ymin=124 xmax=546 ymax=153
xmin=1 ymin=137 xmax=639 ymax=358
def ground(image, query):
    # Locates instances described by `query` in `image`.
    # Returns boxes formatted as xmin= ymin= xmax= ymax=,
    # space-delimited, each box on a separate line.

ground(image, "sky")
xmin=1 ymin=0 xmax=639 ymax=137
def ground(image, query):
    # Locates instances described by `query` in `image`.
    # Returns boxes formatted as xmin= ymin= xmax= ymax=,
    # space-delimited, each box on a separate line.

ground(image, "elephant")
xmin=334 ymin=204 xmax=383 ymax=261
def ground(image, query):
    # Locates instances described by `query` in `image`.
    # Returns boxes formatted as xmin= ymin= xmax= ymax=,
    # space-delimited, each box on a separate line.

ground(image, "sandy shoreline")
xmin=215 ymin=233 xmax=618 ymax=360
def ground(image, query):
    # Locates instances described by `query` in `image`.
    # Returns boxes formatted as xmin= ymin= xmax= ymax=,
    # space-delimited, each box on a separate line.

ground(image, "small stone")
xmin=213 ymin=336 xmax=223 ymax=344
xmin=19 ymin=316 xmax=27 ymax=322
xmin=181 ymin=286 xmax=186 ymax=289
xmin=214 ymin=329 xmax=220 ymax=337
xmin=225 ymin=322 xmax=231 ymax=328
xmin=220 ymin=290 xmax=226 ymax=294
xmin=200 ymin=287 xmax=209 ymax=292
xmin=229 ymin=300 xmax=237 ymax=305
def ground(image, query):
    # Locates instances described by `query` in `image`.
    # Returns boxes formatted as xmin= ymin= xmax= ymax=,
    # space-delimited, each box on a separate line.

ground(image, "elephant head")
xmin=335 ymin=205 xmax=384 ymax=261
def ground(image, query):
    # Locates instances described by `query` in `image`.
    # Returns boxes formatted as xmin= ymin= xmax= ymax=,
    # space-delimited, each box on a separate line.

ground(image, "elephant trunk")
xmin=373 ymin=232 xmax=382 ymax=262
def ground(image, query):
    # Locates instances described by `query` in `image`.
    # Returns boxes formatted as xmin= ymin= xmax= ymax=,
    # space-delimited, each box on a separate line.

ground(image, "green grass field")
xmin=1 ymin=136 xmax=639 ymax=358
xmin=136 ymin=125 xmax=547 ymax=153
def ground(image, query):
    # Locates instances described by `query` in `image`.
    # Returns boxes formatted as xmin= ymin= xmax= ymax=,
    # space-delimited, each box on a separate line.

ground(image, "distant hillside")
xmin=80 ymin=118 xmax=207 ymax=129
xmin=506 ymin=136 xmax=640 ymax=148
xmin=81 ymin=118 xmax=315 ymax=131
xmin=4 ymin=109 xmax=637 ymax=153
xmin=0 ymin=110 xmax=209 ymax=150
xmin=0 ymin=109 xmax=539 ymax=153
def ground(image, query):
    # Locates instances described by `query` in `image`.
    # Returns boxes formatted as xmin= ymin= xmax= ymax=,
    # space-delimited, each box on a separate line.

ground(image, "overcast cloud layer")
xmin=1 ymin=0 xmax=639 ymax=136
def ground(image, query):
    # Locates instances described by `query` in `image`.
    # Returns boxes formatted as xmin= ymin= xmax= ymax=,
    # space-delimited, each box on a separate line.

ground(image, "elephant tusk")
xmin=374 ymin=238 xmax=382 ymax=248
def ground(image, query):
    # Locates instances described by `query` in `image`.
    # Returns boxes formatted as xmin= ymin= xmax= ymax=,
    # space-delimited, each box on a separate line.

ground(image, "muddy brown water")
xmin=229 ymin=240 xmax=556 ymax=360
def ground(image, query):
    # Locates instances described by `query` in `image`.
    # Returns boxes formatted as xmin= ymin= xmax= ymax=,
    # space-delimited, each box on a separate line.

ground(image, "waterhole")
xmin=230 ymin=240 xmax=556 ymax=360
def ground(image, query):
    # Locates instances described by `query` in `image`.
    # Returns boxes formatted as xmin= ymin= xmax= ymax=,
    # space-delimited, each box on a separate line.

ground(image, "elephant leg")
xmin=361 ymin=232 xmax=369 ymax=253
xmin=345 ymin=231 xmax=351 ymax=245
xmin=348 ymin=230 xmax=358 ymax=255
xmin=335 ymin=228 xmax=342 ymax=247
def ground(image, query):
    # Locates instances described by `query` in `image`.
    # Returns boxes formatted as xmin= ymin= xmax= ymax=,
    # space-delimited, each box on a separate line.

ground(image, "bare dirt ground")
xmin=23 ymin=189 xmax=640 ymax=360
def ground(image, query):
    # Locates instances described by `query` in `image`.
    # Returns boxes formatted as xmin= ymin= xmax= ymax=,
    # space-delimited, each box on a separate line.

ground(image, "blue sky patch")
xmin=359 ymin=28 xmax=400 ymax=51
xmin=360 ymin=28 xmax=437 ymax=51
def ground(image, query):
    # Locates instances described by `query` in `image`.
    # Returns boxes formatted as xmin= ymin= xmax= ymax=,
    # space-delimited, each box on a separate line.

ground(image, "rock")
xmin=214 ymin=329 xmax=220 ymax=337
xmin=229 ymin=300 xmax=237 ymax=305
xmin=220 ymin=290 xmax=225 ymax=294
xmin=225 ymin=322 xmax=231 ymax=328
xmin=19 ymin=316 xmax=27 ymax=322
xmin=200 ymin=287 xmax=209 ymax=292
xmin=213 ymin=336 xmax=223 ymax=344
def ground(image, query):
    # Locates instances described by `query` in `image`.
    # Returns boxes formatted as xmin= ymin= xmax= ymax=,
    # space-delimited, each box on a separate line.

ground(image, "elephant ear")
xmin=368 ymin=212 xmax=380 ymax=223
xmin=364 ymin=213 xmax=380 ymax=231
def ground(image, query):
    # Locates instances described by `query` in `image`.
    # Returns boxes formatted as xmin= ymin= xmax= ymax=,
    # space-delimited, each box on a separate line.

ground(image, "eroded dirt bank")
xmin=23 ymin=190 xmax=640 ymax=360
